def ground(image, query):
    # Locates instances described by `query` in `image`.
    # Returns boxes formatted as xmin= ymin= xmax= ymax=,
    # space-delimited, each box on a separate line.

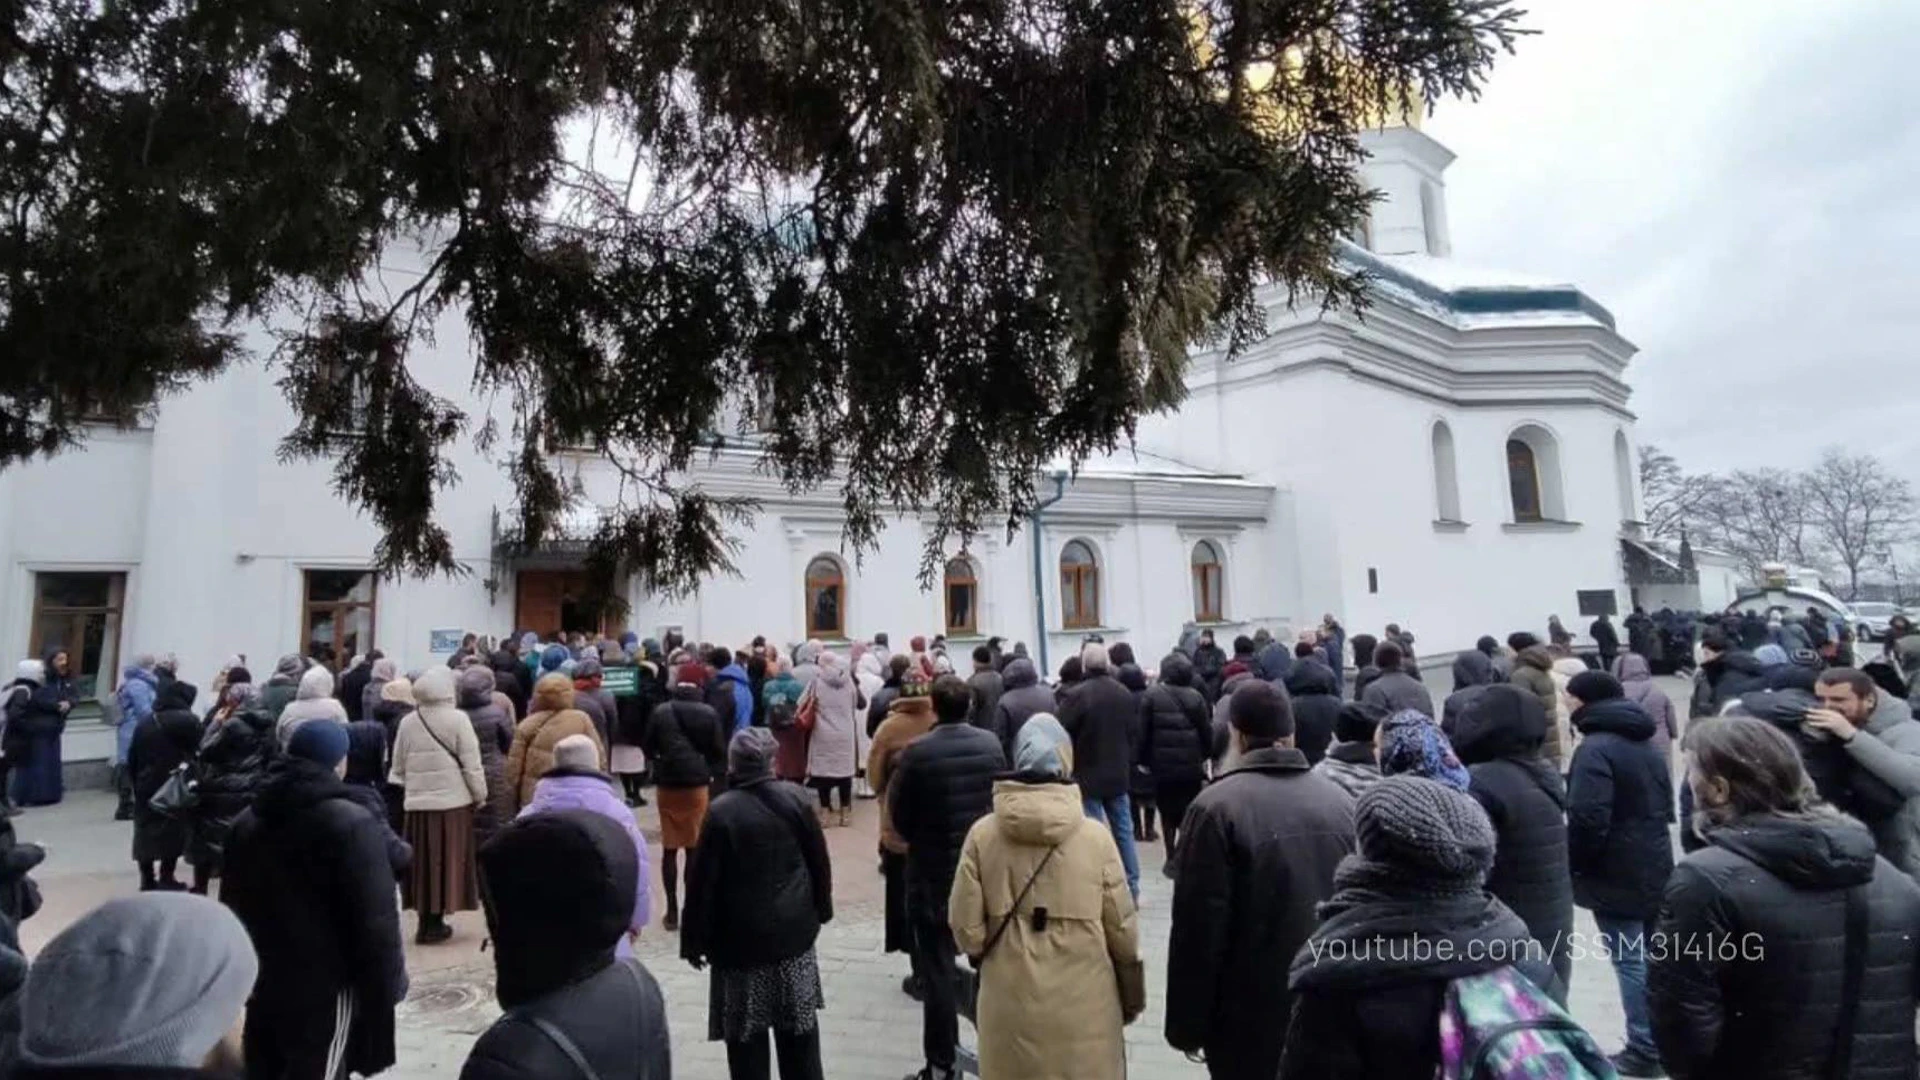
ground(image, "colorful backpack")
xmin=1439 ymin=965 xmax=1616 ymax=1080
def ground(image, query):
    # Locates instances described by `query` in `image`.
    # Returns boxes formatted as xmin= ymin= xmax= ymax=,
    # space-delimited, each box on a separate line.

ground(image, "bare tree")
xmin=1692 ymin=468 xmax=1818 ymax=582
xmin=1638 ymin=444 xmax=1713 ymax=541
xmin=1804 ymin=448 xmax=1916 ymax=600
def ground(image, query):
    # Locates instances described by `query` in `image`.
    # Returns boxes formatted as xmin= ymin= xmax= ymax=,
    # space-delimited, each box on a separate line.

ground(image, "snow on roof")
xmin=1370 ymin=253 xmax=1574 ymax=292
xmin=1338 ymin=243 xmax=1617 ymax=332
xmin=1049 ymin=445 xmax=1258 ymax=485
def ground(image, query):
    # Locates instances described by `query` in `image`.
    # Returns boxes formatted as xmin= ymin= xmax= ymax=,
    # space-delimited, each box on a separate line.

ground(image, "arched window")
xmin=944 ymin=557 xmax=978 ymax=636
xmin=1431 ymin=421 xmax=1462 ymax=522
xmin=805 ymin=555 xmax=845 ymax=638
xmin=1060 ymin=540 xmax=1100 ymax=630
xmin=1191 ymin=541 xmax=1224 ymax=622
xmin=1507 ymin=424 xmax=1567 ymax=523
xmin=1614 ymin=430 xmax=1638 ymax=522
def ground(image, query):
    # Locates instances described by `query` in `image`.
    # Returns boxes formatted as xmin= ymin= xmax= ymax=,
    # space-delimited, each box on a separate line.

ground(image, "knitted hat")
xmin=573 ymin=656 xmax=603 ymax=681
xmin=1377 ymin=711 xmax=1470 ymax=792
xmin=551 ymin=734 xmax=600 ymax=772
xmin=272 ymin=653 xmax=305 ymax=680
xmin=1566 ymin=670 xmax=1624 ymax=705
xmin=1354 ymin=775 xmax=1497 ymax=884
xmin=1753 ymin=643 xmax=1791 ymax=668
xmin=540 ymin=644 xmax=571 ymax=673
xmin=286 ymin=721 xmax=350 ymax=769
xmin=458 ymin=664 xmax=497 ymax=704
xmin=21 ymin=894 xmax=258 ymax=1068
xmin=728 ymin=727 xmax=777 ymax=783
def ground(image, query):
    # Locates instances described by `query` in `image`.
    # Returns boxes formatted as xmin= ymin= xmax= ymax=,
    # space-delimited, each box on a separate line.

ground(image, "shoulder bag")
xmin=513 ymin=959 xmax=654 ymax=1080
xmin=960 ymin=845 xmax=1058 ymax=1024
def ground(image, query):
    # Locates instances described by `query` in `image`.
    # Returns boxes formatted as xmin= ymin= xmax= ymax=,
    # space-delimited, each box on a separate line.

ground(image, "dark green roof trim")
xmin=1341 ymin=244 xmax=1618 ymax=332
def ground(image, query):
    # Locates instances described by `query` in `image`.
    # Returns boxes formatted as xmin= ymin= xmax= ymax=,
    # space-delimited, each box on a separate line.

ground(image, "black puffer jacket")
xmin=1650 ymin=811 xmax=1920 ymax=1080
xmin=1567 ymin=697 xmax=1674 ymax=919
xmin=466 ymin=811 xmax=670 ymax=1080
xmin=128 ymin=680 xmax=203 ymax=864
xmin=1284 ymin=660 xmax=1341 ymax=765
xmin=222 ymin=758 xmax=408 ymax=1078
xmin=889 ymin=722 xmax=1006 ymax=915
xmin=1166 ymin=748 xmax=1356 ymax=1080
xmin=1452 ymin=685 xmax=1574 ymax=995
xmin=992 ymin=659 xmax=1056 ymax=760
xmin=1141 ymin=657 xmax=1212 ymax=785
xmin=683 ymin=776 xmax=833 ymax=970
xmin=1691 ymin=649 xmax=1770 ymax=719
xmin=188 ymin=706 xmax=276 ymax=870
xmin=643 ymin=687 xmax=727 ymax=788
xmin=1057 ymin=672 xmax=1139 ymax=801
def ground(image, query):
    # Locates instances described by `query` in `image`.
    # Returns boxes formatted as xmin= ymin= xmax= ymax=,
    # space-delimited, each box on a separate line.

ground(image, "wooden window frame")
xmin=1191 ymin=542 xmax=1224 ymax=623
xmin=1507 ymin=439 xmax=1544 ymax=524
xmin=805 ymin=556 xmax=846 ymax=639
xmin=944 ymin=557 xmax=979 ymax=637
xmin=301 ymin=569 xmax=378 ymax=671
xmin=28 ymin=571 xmax=126 ymax=703
xmin=1060 ymin=541 xmax=1100 ymax=630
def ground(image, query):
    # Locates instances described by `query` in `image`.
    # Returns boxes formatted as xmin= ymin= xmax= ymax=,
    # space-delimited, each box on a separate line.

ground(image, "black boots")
xmin=416 ymin=913 xmax=453 ymax=945
xmin=112 ymin=766 xmax=135 ymax=821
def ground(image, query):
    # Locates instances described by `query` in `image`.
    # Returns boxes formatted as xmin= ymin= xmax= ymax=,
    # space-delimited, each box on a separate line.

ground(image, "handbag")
xmin=149 ymin=762 xmax=198 ymax=818
xmin=795 ymin=686 xmax=819 ymax=734
xmin=960 ymin=844 xmax=1059 ymax=1023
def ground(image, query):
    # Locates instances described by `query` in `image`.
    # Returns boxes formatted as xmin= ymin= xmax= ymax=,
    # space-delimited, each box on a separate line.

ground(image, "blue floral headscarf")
xmin=1377 ymin=710 xmax=1471 ymax=792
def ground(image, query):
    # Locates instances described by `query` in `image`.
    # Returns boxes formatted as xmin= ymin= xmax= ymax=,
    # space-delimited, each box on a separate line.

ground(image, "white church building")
xmin=0 ymin=121 xmax=1648 ymax=760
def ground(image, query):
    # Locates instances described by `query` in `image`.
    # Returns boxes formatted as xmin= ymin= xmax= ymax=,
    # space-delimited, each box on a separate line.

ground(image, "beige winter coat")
xmin=388 ymin=667 xmax=488 ymax=812
xmin=1508 ymin=647 xmax=1565 ymax=769
xmin=868 ymin=696 xmax=937 ymax=855
xmin=506 ymin=674 xmax=606 ymax=811
xmin=950 ymin=779 xmax=1140 ymax=1080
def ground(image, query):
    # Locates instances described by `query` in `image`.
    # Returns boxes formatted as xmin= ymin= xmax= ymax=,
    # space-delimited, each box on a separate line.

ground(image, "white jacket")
xmin=389 ymin=668 xmax=487 ymax=812
xmin=275 ymin=665 xmax=349 ymax=748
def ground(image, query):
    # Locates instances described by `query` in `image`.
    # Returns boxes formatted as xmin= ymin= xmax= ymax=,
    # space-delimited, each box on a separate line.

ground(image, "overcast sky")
xmin=1423 ymin=0 xmax=1920 ymax=482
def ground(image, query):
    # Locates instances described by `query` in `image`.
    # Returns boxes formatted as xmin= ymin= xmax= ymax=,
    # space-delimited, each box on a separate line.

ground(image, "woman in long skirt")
xmin=683 ymin=728 xmax=831 ymax=1080
xmin=388 ymin=667 xmax=488 ymax=944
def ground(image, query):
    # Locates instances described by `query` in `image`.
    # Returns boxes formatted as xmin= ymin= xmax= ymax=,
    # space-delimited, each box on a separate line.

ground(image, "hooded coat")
xmin=1283 ymin=660 xmax=1341 ymax=766
xmin=804 ymin=657 xmax=862 ymax=779
xmin=1651 ymin=811 xmax=1920 ymax=1080
xmin=708 ymin=662 xmax=754 ymax=735
xmin=222 ymin=757 xmax=408 ymax=1079
xmin=274 ymin=665 xmax=350 ymax=749
xmin=389 ymin=669 xmax=488 ymax=813
xmin=1508 ymin=645 xmax=1565 ymax=768
xmin=992 ymin=659 xmax=1056 ymax=760
xmin=457 ymin=668 xmax=516 ymax=844
xmin=869 ymin=695 xmax=938 ymax=854
xmin=127 ymin=679 xmax=203 ymax=864
xmin=1566 ymin=697 xmax=1674 ymax=919
xmin=1165 ymin=747 xmax=1356 ymax=1079
xmin=111 ymin=665 xmax=157 ymax=765
xmin=464 ymin=813 xmax=671 ymax=1080
xmin=949 ymin=779 xmax=1139 ymax=1080
xmin=1691 ymin=648 xmax=1770 ymax=720
xmin=506 ymin=679 xmax=606 ymax=810
xmin=1612 ymin=653 xmax=1678 ymax=764
xmin=1450 ymin=684 xmax=1574 ymax=994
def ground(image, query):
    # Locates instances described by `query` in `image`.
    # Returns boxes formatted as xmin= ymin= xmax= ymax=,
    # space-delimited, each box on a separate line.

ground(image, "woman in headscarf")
xmin=867 ymin=672 xmax=936 ymax=973
xmin=949 ymin=715 xmax=1141 ymax=1080
xmin=361 ymin=657 xmax=398 ymax=723
xmin=683 ymin=728 xmax=833 ymax=1080
xmin=1375 ymin=710 xmax=1471 ymax=792
xmin=802 ymin=651 xmax=861 ymax=827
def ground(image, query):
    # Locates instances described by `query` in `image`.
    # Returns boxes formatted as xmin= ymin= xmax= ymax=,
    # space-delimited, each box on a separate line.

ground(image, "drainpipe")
xmin=1031 ymin=471 xmax=1069 ymax=677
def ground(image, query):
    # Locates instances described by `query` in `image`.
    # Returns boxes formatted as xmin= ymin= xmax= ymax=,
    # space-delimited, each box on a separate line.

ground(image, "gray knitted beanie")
xmin=1353 ymin=774 xmax=1497 ymax=885
xmin=22 ymin=893 xmax=258 ymax=1068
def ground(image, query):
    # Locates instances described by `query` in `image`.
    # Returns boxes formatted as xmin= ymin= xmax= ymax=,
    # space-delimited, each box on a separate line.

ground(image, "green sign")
xmin=602 ymin=665 xmax=640 ymax=697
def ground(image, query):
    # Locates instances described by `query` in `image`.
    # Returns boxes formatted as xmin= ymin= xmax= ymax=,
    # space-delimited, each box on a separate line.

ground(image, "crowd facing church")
xmin=2 ymin=604 xmax=1920 ymax=1078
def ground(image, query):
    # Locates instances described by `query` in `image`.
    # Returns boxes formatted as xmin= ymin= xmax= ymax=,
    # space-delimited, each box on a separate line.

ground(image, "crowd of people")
xmin=5 ymin=605 xmax=1920 ymax=1078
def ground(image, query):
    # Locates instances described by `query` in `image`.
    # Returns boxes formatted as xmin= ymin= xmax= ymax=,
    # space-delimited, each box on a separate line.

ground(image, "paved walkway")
xmin=19 ymin=778 xmax=1639 ymax=1080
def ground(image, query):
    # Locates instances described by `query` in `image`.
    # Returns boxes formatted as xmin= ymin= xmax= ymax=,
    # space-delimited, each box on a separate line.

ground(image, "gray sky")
xmin=1424 ymin=0 xmax=1920 ymax=481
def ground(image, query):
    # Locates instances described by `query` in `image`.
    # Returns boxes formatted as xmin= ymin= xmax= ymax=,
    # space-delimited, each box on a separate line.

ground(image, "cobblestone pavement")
xmin=22 ymin=784 xmax=1637 ymax=1080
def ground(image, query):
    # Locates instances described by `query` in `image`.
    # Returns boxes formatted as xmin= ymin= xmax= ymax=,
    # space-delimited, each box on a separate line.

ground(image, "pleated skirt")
xmin=402 ymin=805 xmax=477 ymax=914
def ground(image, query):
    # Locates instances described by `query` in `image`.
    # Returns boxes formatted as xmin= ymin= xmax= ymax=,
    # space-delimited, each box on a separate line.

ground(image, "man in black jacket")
xmin=1690 ymin=628 xmax=1770 ymax=719
xmin=1142 ymin=654 xmax=1213 ymax=874
xmin=991 ymin=657 xmax=1054 ymax=758
xmin=1057 ymin=643 xmax=1143 ymax=899
xmin=889 ymin=675 xmax=1006 ymax=1080
xmin=965 ymin=645 xmax=1004 ymax=734
xmin=1282 ymin=648 xmax=1341 ymax=765
xmin=1166 ymin=680 xmax=1356 ymax=1080
xmin=1565 ymin=671 xmax=1673 ymax=1079
xmin=221 ymin=722 xmax=408 ymax=1080
xmin=465 ymin=811 xmax=671 ymax=1080
xmin=1591 ymin=612 xmax=1620 ymax=672
xmin=336 ymin=649 xmax=379 ymax=721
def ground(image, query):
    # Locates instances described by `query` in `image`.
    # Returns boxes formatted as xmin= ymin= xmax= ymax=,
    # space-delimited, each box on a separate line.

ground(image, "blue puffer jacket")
xmin=113 ymin=666 xmax=157 ymax=764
